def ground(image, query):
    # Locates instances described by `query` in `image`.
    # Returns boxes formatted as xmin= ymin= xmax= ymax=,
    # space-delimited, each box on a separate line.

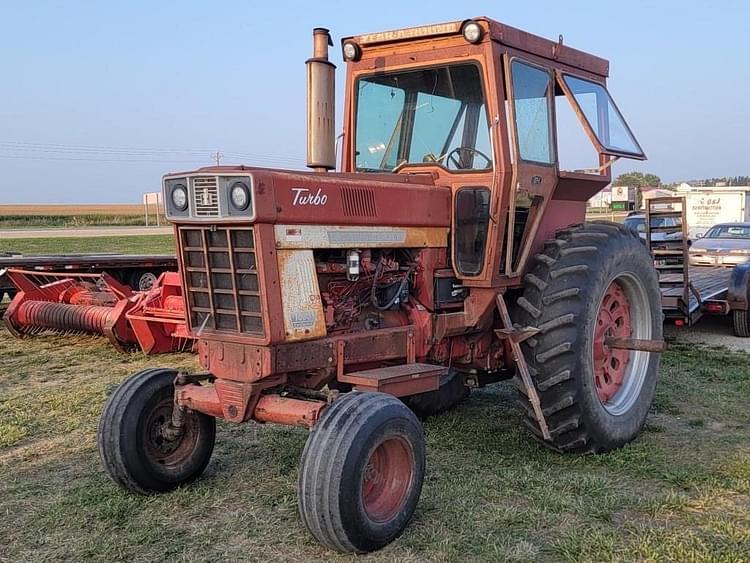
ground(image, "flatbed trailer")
xmin=0 ymin=253 xmax=177 ymax=299
xmin=646 ymin=197 xmax=750 ymax=335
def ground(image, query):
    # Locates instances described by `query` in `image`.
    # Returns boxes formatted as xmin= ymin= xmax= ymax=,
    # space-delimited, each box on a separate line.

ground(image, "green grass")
xmin=0 ymin=214 xmax=166 ymax=229
xmin=1 ymin=334 xmax=749 ymax=561
xmin=0 ymin=235 xmax=175 ymax=255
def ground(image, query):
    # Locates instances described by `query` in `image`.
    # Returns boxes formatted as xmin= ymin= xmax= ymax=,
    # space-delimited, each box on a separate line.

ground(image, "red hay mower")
xmin=4 ymin=269 xmax=192 ymax=354
xmin=93 ymin=18 xmax=665 ymax=553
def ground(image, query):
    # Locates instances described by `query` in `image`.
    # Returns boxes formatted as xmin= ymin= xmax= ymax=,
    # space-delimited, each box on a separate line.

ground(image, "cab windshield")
xmin=354 ymin=64 xmax=492 ymax=172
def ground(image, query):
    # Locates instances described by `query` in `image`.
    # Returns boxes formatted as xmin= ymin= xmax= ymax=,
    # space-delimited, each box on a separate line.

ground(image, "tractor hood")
xmin=163 ymin=165 xmax=451 ymax=228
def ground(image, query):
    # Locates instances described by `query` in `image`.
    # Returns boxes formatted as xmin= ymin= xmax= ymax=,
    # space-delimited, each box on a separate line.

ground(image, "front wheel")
xmin=516 ymin=222 xmax=662 ymax=453
xmin=298 ymin=392 xmax=425 ymax=553
xmin=97 ymin=368 xmax=216 ymax=494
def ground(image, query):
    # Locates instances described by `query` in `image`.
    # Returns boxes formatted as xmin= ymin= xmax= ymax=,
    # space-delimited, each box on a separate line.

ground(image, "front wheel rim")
xmin=592 ymin=273 xmax=652 ymax=416
xmin=143 ymin=400 xmax=200 ymax=468
xmin=361 ymin=436 xmax=414 ymax=523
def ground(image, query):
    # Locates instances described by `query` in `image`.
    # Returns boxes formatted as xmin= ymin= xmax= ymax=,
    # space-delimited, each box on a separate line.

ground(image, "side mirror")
xmin=696 ymin=233 xmax=704 ymax=239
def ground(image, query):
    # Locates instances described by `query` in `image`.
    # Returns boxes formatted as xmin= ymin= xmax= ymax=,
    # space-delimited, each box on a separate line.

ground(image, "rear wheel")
xmin=298 ymin=392 xmax=425 ymax=553
xmin=97 ymin=368 xmax=216 ymax=494
xmin=129 ymin=269 xmax=159 ymax=292
xmin=733 ymin=310 xmax=750 ymax=337
xmin=516 ymin=222 xmax=662 ymax=453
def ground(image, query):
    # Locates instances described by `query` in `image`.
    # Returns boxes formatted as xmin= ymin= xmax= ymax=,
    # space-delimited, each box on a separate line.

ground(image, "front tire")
xmin=516 ymin=222 xmax=662 ymax=453
xmin=298 ymin=392 xmax=425 ymax=553
xmin=97 ymin=368 xmax=216 ymax=494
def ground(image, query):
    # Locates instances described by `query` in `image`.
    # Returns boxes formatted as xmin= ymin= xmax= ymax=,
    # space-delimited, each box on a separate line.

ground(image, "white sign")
xmin=143 ymin=192 xmax=161 ymax=205
xmin=611 ymin=185 xmax=630 ymax=202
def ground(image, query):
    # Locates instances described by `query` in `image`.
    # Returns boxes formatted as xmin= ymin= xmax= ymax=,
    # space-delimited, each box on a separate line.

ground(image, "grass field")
xmin=0 ymin=330 xmax=748 ymax=562
xmin=0 ymin=204 xmax=164 ymax=229
xmin=0 ymin=235 xmax=175 ymax=255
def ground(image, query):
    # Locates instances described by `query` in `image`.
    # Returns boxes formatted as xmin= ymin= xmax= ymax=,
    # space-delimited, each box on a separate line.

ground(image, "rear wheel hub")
xmin=593 ymin=280 xmax=632 ymax=404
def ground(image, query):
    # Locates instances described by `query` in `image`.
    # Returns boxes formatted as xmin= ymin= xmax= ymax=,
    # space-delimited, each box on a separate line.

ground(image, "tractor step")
xmin=338 ymin=363 xmax=445 ymax=397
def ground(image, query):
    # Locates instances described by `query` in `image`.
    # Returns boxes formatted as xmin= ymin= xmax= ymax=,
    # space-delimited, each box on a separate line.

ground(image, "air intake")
xmin=341 ymin=186 xmax=377 ymax=217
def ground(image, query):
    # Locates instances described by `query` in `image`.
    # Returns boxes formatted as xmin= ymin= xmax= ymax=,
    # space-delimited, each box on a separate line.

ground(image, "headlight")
xmin=342 ymin=41 xmax=361 ymax=61
xmin=461 ymin=20 xmax=483 ymax=44
xmin=171 ymin=184 xmax=188 ymax=211
xmin=230 ymin=182 xmax=250 ymax=211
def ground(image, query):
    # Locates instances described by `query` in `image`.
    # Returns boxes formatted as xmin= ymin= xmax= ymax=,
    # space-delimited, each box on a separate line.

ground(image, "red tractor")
xmin=98 ymin=18 xmax=664 ymax=553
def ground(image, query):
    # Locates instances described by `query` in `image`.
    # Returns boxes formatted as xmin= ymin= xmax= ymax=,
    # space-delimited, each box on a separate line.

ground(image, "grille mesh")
xmin=180 ymin=226 xmax=264 ymax=337
xmin=191 ymin=176 xmax=220 ymax=217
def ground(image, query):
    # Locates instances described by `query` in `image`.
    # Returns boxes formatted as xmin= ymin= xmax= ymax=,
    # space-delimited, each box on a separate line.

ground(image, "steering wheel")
xmin=444 ymin=147 xmax=492 ymax=170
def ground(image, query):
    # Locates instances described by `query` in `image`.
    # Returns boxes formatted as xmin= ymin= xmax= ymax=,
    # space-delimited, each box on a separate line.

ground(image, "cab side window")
xmin=510 ymin=60 xmax=555 ymax=164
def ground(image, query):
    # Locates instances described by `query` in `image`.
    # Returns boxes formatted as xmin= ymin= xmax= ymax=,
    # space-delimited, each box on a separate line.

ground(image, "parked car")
xmin=689 ymin=222 xmax=750 ymax=266
xmin=624 ymin=213 xmax=682 ymax=243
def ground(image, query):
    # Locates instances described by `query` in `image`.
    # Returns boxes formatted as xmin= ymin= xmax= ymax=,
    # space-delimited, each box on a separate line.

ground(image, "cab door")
xmin=503 ymin=57 xmax=559 ymax=276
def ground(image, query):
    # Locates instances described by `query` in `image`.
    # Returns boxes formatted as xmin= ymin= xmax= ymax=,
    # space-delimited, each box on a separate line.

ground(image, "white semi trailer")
xmin=684 ymin=188 xmax=750 ymax=238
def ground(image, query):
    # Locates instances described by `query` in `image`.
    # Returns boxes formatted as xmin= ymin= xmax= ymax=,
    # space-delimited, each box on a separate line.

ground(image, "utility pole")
xmin=212 ymin=151 xmax=223 ymax=166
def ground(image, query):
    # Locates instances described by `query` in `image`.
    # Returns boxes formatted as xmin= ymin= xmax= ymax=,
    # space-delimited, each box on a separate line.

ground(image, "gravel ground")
xmin=665 ymin=314 xmax=750 ymax=352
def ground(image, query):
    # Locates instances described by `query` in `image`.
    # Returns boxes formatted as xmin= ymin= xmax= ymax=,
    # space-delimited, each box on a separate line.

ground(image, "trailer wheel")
xmin=130 ymin=270 xmax=159 ymax=292
xmin=732 ymin=310 xmax=750 ymax=337
xmin=402 ymin=369 xmax=469 ymax=418
xmin=98 ymin=368 xmax=215 ymax=494
xmin=298 ymin=392 xmax=425 ymax=553
xmin=516 ymin=222 xmax=662 ymax=453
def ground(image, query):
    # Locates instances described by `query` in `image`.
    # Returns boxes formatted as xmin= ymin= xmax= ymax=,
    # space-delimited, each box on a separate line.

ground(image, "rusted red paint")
xmin=3 ymin=268 xmax=191 ymax=355
xmin=361 ymin=436 xmax=414 ymax=523
xmin=176 ymin=382 xmax=325 ymax=427
xmin=593 ymin=281 xmax=632 ymax=404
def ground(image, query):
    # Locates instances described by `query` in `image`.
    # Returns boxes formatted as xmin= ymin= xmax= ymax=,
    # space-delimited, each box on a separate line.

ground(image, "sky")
xmin=0 ymin=0 xmax=748 ymax=204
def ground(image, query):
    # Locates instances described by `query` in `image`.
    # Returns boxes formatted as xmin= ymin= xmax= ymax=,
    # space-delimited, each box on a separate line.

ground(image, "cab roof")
xmin=342 ymin=16 xmax=609 ymax=77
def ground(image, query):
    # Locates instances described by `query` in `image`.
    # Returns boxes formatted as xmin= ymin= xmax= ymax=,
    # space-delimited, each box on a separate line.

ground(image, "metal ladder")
xmin=645 ymin=196 xmax=698 ymax=322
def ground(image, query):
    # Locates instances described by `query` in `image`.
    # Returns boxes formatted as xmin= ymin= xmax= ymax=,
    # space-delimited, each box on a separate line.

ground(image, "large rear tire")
xmin=402 ymin=369 xmax=469 ymax=419
xmin=97 ymin=368 xmax=216 ymax=494
xmin=516 ymin=222 xmax=662 ymax=453
xmin=298 ymin=392 xmax=425 ymax=553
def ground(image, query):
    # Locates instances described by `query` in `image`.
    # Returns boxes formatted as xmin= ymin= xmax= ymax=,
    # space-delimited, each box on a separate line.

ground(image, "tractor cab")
xmin=337 ymin=18 xmax=645 ymax=283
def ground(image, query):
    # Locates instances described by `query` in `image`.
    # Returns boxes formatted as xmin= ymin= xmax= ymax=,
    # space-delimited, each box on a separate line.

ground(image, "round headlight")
xmin=462 ymin=21 xmax=483 ymax=44
xmin=230 ymin=182 xmax=250 ymax=211
xmin=171 ymin=184 xmax=188 ymax=211
xmin=342 ymin=41 xmax=361 ymax=61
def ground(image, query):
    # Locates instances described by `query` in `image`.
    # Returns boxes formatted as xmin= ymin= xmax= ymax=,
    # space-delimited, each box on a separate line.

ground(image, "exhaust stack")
xmin=306 ymin=28 xmax=336 ymax=172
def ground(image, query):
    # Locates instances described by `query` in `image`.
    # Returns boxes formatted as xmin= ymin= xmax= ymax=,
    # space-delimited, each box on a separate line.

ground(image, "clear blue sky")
xmin=1 ymin=0 xmax=748 ymax=203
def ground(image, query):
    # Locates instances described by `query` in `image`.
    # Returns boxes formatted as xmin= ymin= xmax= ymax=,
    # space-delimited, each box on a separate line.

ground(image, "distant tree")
xmin=613 ymin=171 xmax=661 ymax=188
xmin=613 ymin=171 xmax=661 ymax=209
xmin=613 ymin=172 xmax=645 ymax=187
xmin=644 ymin=173 xmax=661 ymax=187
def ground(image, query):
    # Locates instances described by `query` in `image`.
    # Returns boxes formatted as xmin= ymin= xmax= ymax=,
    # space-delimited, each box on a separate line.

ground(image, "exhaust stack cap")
xmin=306 ymin=27 xmax=336 ymax=172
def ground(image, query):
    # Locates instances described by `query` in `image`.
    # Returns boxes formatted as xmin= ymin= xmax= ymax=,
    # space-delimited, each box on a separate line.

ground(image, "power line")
xmin=0 ymin=139 xmax=304 ymax=166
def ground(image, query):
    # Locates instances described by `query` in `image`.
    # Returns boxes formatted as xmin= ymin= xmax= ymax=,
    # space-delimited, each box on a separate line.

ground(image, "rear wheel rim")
xmin=137 ymin=272 xmax=158 ymax=291
xmin=592 ymin=274 xmax=652 ymax=415
xmin=361 ymin=436 xmax=414 ymax=523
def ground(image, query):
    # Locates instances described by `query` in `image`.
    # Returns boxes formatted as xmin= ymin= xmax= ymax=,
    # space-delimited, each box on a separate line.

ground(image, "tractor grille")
xmin=191 ymin=176 xmax=220 ymax=217
xmin=179 ymin=226 xmax=264 ymax=337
